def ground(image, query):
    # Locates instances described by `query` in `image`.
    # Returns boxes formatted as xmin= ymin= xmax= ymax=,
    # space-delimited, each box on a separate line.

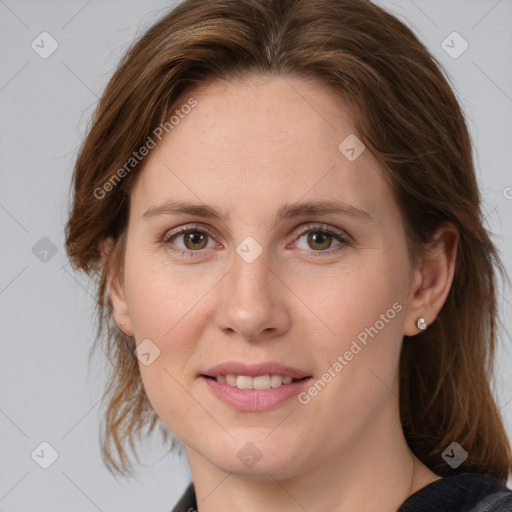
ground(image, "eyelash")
xmin=160 ymin=223 xmax=351 ymax=258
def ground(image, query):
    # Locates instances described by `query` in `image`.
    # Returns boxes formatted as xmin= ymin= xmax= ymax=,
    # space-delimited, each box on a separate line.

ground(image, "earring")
xmin=416 ymin=317 xmax=427 ymax=331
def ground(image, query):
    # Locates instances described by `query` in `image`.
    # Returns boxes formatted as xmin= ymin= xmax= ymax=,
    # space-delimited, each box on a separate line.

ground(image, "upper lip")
xmin=202 ymin=361 xmax=311 ymax=379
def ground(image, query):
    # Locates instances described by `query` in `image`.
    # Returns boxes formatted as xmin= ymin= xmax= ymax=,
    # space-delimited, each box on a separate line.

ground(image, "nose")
xmin=214 ymin=249 xmax=292 ymax=342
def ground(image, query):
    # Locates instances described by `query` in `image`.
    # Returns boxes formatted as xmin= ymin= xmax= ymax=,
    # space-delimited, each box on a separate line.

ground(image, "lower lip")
xmin=202 ymin=376 xmax=312 ymax=411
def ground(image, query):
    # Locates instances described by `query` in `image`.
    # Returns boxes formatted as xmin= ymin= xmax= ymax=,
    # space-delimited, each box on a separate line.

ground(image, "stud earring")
xmin=416 ymin=317 xmax=427 ymax=331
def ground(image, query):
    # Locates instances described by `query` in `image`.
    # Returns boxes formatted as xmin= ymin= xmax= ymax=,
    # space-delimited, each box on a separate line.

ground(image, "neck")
xmin=184 ymin=408 xmax=439 ymax=512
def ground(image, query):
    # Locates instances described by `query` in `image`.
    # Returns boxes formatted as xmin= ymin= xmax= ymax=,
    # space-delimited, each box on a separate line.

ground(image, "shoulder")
xmin=399 ymin=472 xmax=512 ymax=512
xmin=472 ymin=489 xmax=512 ymax=511
xmin=170 ymin=482 xmax=196 ymax=512
xmin=171 ymin=475 xmax=512 ymax=512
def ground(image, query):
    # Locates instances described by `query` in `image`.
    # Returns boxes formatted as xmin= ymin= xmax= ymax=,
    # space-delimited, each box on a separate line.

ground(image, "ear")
xmin=100 ymin=237 xmax=134 ymax=337
xmin=403 ymin=222 xmax=459 ymax=336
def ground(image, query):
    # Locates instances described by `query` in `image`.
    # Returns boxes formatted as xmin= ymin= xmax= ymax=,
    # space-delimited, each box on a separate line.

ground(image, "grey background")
xmin=0 ymin=0 xmax=511 ymax=510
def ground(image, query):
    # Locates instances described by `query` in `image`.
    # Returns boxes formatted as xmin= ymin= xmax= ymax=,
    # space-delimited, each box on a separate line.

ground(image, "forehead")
xmin=129 ymin=75 xmax=394 ymax=225
xmin=170 ymin=74 xmax=357 ymax=162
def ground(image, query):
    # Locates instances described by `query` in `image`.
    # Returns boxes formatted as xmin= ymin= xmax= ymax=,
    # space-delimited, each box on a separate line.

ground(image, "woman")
xmin=65 ymin=0 xmax=512 ymax=510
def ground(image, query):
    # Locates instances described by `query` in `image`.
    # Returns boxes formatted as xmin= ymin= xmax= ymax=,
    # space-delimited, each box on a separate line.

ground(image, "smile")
xmin=213 ymin=374 xmax=298 ymax=390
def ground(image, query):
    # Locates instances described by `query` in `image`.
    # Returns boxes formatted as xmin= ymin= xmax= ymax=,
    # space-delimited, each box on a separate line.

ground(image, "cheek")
xmin=121 ymin=246 xmax=216 ymax=432
xmin=300 ymin=249 xmax=409 ymax=407
xmin=289 ymin=270 xmax=407 ymax=454
xmin=301 ymin=255 xmax=407 ymax=351
xmin=123 ymin=244 xmax=208 ymax=340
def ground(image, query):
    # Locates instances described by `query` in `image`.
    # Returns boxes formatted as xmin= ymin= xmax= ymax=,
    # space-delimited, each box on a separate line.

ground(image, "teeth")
xmin=270 ymin=374 xmax=282 ymax=387
xmin=215 ymin=374 xmax=297 ymax=390
xmin=253 ymin=375 xmax=270 ymax=390
xmin=236 ymin=375 xmax=253 ymax=389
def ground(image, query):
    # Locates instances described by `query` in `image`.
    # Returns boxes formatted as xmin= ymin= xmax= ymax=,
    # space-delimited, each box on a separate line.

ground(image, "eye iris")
xmin=308 ymin=231 xmax=332 ymax=250
xmin=184 ymin=231 xmax=207 ymax=250
xmin=175 ymin=229 xmax=338 ymax=251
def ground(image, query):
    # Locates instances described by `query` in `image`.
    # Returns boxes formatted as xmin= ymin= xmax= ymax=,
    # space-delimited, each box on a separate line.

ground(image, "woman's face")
xmin=114 ymin=75 xmax=419 ymax=478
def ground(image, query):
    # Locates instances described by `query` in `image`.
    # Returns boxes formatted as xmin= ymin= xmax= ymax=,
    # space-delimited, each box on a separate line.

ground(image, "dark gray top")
xmin=171 ymin=472 xmax=512 ymax=511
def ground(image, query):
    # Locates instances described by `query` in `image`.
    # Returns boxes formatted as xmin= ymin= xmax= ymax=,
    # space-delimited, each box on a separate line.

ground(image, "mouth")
xmin=200 ymin=362 xmax=312 ymax=411
xmin=202 ymin=374 xmax=309 ymax=390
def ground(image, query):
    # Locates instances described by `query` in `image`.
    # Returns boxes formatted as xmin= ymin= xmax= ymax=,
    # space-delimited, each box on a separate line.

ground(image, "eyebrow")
xmin=142 ymin=199 xmax=371 ymax=223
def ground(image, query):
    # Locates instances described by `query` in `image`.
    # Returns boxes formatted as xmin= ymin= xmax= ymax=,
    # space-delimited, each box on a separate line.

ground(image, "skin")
xmin=106 ymin=75 xmax=458 ymax=511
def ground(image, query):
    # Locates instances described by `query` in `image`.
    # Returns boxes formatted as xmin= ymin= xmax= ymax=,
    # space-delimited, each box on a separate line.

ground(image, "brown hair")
xmin=65 ymin=0 xmax=511 ymax=481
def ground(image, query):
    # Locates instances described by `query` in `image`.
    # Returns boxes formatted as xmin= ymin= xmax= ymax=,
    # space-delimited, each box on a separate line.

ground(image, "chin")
xmin=214 ymin=455 xmax=303 ymax=481
xmin=203 ymin=435 xmax=306 ymax=480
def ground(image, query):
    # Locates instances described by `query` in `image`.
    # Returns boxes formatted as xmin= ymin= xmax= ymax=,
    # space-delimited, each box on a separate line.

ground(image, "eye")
xmin=161 ymin=224 xmax=218 ymax=255
xmin=292 ymin=224 xmax=350 ymax=254
xmin=160 ymin=222 xmax=351 ymax=258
